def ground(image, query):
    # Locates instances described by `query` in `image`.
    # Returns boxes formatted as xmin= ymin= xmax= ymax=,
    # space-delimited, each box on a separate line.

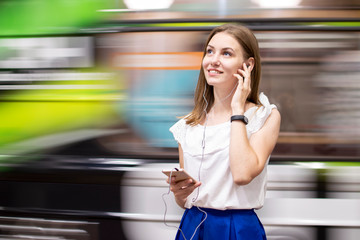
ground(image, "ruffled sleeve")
xmin=169 ymin=118 xmax=187 ymax=146
xmin=246 ymin=92 xmax=277 ymax=135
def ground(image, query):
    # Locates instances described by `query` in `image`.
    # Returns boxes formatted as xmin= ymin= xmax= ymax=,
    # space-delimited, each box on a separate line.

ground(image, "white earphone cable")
xmin=163 ymin=81 xmax=238 ymax=239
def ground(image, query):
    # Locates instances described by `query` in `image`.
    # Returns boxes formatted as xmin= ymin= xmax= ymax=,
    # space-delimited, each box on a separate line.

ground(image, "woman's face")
xmin=202 ymin=32 xmax=246 ymax=88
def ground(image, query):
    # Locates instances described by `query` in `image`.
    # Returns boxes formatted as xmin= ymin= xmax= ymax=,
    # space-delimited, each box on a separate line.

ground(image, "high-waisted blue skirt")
xmin=175 ymin=206 xmax=266 ymax=240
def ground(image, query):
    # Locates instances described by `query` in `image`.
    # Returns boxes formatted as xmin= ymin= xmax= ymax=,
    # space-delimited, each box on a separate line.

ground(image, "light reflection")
xmin=124 ymin=0 xmax=175 ymax=10
xmin=252 ymin=0 xmax=302 ymax=8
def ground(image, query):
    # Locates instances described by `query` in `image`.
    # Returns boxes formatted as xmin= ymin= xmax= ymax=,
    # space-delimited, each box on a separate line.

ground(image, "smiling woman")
xmin=185 ymin=24 xmax=263 ymax=127
xmin=167 ymin=24 xmax=281 ymax=240
xmin=202 ymin=32 xmax=245 ymax=88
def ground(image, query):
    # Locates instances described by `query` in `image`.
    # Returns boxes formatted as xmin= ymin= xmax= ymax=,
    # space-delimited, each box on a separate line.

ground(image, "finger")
xmin=170 ymin=179 xmax=189 ymax=191
xmin=233 ymin=73 xmax=244 ymax=82
xmin=237 ymin=68 xmax=248 ymax=78
xmin=193 ymin=181 xmax=201 ymax=188
xmin=177 ymin=178 xmax=198 ymax=190
xmin=243 ymin=63 xmax=252 ymax=74
xmin=243 ymin=72 xmax=250 ymax=84
xmin=187 ymin=181 xmax=201 ymax=192
xmin=239 ymin=67 xmax=250 ymax=79
xmin=179 ymin=181 xmax=201 ymax=193
xmin=240 ymin=65 xmax=251 ymax=86
xmin=243 ymin=63 xmax=249 ymax=71
xmin=179 ymin=179 xmax=195 ymax=189
xmin=169 ymin=176 xmax=177 ymax=184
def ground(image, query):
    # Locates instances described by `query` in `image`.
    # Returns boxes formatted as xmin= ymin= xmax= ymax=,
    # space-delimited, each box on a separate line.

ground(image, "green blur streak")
xmin=0 ymin=79 xmax=126 ymax=151
xmin=0 ymin=100 xmax=116 ymax=147
xmin=0 ymin=0 xmax=116 ymax=36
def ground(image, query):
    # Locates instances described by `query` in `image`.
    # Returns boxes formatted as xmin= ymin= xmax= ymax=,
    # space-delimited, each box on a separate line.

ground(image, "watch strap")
xmin=230 ymin=115 xmax=248 ymax=125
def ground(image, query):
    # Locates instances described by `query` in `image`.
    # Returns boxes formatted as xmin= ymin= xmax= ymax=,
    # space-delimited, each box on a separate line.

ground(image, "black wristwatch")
xmin=231 ymin=115 xmax=248 ymax=125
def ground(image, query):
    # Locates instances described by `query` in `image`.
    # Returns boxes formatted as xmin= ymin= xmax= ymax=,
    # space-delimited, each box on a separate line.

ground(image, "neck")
xmin=211 ymin=99 xmax=232 ymax=114
xmin=205 ymin=103 xmax=232 ymax=126
xmin=212 ymin=81 xmax=238 ymax=109
xmin=205 ymin=83 xmax=237 ymax=125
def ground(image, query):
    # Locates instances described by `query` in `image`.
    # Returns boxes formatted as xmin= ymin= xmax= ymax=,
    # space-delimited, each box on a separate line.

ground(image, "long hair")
xmin=185 ymin=24 xmax=262 ymax=126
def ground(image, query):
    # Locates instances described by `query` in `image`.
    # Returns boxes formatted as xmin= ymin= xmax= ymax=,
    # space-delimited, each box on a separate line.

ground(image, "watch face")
xmin=244 ymin=116 xmax=249 ymax=124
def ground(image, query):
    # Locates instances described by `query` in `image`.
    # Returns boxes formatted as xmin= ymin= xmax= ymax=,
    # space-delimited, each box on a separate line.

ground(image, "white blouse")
xmin=169 ymin=92 xmax=277 ymax=210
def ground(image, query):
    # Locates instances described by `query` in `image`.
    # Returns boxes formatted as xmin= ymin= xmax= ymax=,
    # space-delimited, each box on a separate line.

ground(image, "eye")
xmin=206 ymin=48 xmax=213 ymax=54
xmin=223 ymin=51 xmax=232 ymax=57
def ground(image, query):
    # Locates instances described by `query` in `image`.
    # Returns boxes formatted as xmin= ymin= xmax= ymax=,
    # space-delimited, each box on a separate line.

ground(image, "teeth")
xmin=209 ymin=70 xmax=221 ymax=73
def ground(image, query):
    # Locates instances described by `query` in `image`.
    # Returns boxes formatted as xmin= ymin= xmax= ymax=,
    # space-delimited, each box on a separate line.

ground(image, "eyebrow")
xmin=207 ymin=44 xmax=235 ymax=52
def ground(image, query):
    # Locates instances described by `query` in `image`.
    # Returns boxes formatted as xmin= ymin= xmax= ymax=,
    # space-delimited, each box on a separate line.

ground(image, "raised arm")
xmin=229 ymin=108 xmax=281 ymax=185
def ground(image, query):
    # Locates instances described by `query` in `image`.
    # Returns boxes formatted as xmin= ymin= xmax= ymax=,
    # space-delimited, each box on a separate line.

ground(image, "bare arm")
xmin=179 ymin=144 xmax=184 ymax=168
xmin=229 ymin=108 xmax=281 ymax=185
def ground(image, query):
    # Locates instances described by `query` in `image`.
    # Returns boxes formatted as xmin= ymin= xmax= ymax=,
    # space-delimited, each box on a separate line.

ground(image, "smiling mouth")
xmin=208 ymin=70 xmax=223 ymax=74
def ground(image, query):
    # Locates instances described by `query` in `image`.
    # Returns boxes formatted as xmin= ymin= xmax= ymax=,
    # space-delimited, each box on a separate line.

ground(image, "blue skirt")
xmin=175 ymin=207 xmax=266 ymax=240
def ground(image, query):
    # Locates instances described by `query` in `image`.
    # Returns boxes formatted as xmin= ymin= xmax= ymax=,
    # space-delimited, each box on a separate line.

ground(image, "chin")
xmin=206 ymin=78 xmax=229 ymax=87
xmin=205 ymin=80 xmax=217 ymax=87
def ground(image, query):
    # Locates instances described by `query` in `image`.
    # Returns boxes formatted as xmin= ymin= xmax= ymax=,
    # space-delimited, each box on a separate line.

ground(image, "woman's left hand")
xmin=231 ymin=63 xmax=252 ymax=114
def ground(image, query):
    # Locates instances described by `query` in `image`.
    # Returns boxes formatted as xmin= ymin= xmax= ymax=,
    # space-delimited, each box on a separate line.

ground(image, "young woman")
xmin=168 ymin=24 xmax=281 ymax=240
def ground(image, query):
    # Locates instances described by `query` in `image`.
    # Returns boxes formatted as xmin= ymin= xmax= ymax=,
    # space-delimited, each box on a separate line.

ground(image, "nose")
xmin=210 ymin=53 xmax=220 ymax=66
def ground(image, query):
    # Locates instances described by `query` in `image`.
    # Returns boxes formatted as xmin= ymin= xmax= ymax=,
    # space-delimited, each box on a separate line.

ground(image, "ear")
xmin=247 ymin=57 xmax=255 ymax=71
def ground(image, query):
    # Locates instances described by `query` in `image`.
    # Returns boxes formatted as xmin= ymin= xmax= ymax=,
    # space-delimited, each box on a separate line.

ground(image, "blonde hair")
xmin=185 ymin=24 xmax=262 ymax=126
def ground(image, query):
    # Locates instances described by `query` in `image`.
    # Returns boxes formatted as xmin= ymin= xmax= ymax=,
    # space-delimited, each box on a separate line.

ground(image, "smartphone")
xmin=162 ymin=168 xmax=196 ymax=183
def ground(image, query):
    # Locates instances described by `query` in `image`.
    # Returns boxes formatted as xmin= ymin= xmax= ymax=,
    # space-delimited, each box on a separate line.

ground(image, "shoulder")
xmin=256 ymin=96 xmax=281 ymax=134
xmin=270 ymin=107 xmax=281 ymax=119
xmin=246 ymin=92 xmax=279 ymax=133
xmin=170 ymin=117 xmax=187 ymax=132
xmin=245 ymin=101 xmax=257 ymax=112
xmin=262 ymin=92 xmax=281 ymax=125
xmin=169 ymin=117 xmax=190 ymax=145
xmin=266 ymin=108 xmax=281 ymax=130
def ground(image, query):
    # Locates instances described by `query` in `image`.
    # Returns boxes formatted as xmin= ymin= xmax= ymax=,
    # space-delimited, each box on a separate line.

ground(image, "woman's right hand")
xmin=167 ymin=176 xmax=201 ymax=208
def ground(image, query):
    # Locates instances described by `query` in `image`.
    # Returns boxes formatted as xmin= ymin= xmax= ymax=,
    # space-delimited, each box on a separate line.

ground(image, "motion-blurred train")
xmin=0 ymin=0 xmax=359 ymax=239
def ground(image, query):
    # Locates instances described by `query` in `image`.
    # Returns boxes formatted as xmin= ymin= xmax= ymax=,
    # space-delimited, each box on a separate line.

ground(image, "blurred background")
xmin=0 ymin=0 xmax=359 ymax=239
